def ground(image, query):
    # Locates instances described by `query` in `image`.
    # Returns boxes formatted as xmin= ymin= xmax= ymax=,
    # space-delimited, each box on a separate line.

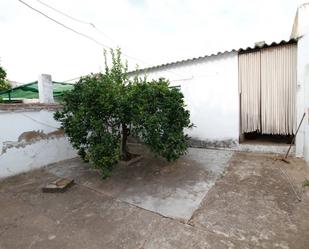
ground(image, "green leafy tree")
xmin=54 ymin=49 xmax=192 ymax=178
xmin=0 ymin=66 xmax=11 ymax=91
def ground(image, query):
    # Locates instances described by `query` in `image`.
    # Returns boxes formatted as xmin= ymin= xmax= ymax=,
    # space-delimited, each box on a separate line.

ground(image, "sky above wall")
xmin=0 ymin=0 xmax=303 ymax=83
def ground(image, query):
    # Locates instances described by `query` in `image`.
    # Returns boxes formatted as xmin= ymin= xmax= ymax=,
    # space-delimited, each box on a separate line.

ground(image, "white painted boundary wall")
xmin=0 ymin=106 xmax=77 ymax=178
xmin=132 ymin=51 xmax=297 ymax=156
xmin=135 ymin=52 xmax=240 ymax=147
xmin=295 ymin=4 xmax=309 ymax=161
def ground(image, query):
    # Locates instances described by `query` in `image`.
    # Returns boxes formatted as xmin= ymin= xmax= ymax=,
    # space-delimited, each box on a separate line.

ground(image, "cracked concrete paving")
xmin=1 ymin=147 xmax=309 ymax=249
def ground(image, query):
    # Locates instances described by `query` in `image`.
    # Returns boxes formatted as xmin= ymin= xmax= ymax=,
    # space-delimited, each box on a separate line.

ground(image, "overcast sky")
xmin=0 ymin=0 xmax=302 ymax=83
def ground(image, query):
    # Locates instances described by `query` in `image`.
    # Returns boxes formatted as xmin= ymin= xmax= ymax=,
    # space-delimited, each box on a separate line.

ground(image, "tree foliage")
xmin=0 ymin=66 xmax=11 ymax=91
xmin=55 ymin=49 xmax=192 ymax=178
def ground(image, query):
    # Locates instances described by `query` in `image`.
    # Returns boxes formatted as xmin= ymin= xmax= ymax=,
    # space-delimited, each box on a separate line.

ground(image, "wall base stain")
xmin=189 ymin=138 xmax=238 ymax=149
xmin=1 ymin=129 xmax=65 ymax=155
xmin=128 ymin=136 xmax=239 ymax=149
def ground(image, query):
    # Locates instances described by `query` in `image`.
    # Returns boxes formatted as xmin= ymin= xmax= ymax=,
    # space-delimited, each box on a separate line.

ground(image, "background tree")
xmin=0 ymin=66 xmax=11 ymax=91
xmin=55 ymin=49 xmax=192 ymax=178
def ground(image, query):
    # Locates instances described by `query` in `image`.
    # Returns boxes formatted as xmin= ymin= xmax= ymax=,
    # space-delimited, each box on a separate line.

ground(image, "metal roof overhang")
xmin=128 ymin=38 xmax=298 ymax=74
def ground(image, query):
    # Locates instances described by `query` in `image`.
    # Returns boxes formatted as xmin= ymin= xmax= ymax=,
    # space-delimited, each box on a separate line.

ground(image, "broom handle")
xmin=284 ymin=112 xmax=306 ymax=159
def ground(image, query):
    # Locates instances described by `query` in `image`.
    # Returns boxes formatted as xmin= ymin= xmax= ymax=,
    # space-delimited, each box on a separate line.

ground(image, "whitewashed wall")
xmin=295 ymin=4 xmax=309 ymax=160
xmin=134 ymin=52 xmax=239 ymax=147
xmin=0 ymin=106 xmax=77 ymax=178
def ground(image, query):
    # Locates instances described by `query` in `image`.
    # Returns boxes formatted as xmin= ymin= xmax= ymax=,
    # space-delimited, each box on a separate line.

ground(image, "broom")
xmin=276 ymin=112 xmax=306 ymax=163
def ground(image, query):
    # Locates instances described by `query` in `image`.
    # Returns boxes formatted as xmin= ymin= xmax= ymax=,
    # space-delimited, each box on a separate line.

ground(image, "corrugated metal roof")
xmin=128 ymin=38 xmax=298 ymax=74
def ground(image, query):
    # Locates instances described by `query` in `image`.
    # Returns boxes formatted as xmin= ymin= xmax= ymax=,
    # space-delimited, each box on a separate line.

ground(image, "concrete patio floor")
xmin=1 ymin=146 xmax=309 ymax=249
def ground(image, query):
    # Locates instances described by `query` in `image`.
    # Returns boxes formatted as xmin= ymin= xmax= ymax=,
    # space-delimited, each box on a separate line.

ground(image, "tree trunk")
xmin=121 ymin=124 xmax=129 ymax=160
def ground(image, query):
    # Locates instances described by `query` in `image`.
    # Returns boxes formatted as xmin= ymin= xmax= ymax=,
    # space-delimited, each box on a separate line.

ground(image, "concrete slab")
xmin=42 ymin=177 xmax=74 ymax=193
xmin=0 ymin=172 xmax=156 ymax=249
xmin=47 ymin=146 xmax=234 ymax=220
xmin=189 ymin=152 xmax=309 ymax=248
xmin=1 ymin=149 xmax=309 ymax=248
xmin=0 ymin=167 xmax=241 ymax=249
xmin=143 ymin=217 xmax=253 ymax=249
xmin=117 ymin=148 xmax=233 ymax=220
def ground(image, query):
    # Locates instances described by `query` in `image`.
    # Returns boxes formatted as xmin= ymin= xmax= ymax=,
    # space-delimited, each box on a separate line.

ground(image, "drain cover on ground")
xmin=42 ymin=178 xmax=74 ymax=193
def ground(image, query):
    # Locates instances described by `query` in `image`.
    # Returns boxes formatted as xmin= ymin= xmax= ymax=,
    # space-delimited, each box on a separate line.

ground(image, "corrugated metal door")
xmin=239 ymin=43 xmax=297 ymax=135
xmin=260 ymin=44 xmax=297 ymax=135
xmin=239 ymin=50 xmax=261 ymax=133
